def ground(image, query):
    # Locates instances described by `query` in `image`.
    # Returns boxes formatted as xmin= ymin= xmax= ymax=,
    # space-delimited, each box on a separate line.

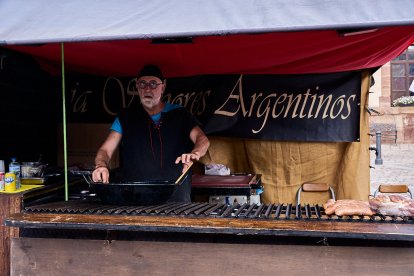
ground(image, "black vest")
xmin=118 ymin=105 xmax=197 ymax=202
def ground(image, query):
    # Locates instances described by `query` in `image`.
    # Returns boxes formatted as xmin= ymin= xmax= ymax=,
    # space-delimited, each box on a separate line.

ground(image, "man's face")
xmin=136 ymin=76 xmax=165 ymax=109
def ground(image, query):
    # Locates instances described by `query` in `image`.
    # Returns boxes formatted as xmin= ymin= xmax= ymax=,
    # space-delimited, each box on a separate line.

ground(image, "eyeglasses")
xmin=136 ymin=79 xmax=163 ymax=90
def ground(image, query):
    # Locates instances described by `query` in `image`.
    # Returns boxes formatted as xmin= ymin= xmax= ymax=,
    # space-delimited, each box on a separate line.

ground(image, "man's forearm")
xmin=192 ymin=135 xmax=210 ymax=158
xmin=94 ymin=149 xmax=111 ymax=168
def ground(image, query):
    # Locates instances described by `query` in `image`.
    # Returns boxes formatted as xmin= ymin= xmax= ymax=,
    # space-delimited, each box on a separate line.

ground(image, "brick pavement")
xmin=369 ymin=143 xmax=414 ymax=196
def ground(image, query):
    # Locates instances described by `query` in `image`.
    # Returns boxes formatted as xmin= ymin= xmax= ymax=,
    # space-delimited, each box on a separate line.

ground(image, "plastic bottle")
xmin=0 ymin=160 xmax=5 ymax=191
xmin=9 ymin=158 xmax=21 ymax=189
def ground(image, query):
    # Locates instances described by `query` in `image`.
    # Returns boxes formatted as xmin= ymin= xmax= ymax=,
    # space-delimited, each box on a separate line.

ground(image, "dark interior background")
xmin=0 ymin=47 xmax=59 ymax=167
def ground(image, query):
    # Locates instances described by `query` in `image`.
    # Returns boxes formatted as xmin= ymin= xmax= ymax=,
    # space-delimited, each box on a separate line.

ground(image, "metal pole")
xmin=375 ymin=130 xmax=383 ymax=165
xmin=61 ymin=43 xmax=68 ymax=201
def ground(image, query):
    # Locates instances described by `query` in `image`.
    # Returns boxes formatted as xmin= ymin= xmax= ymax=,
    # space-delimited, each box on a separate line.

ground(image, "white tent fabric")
xmin=1 ymin=0 xmax=414 ymax=44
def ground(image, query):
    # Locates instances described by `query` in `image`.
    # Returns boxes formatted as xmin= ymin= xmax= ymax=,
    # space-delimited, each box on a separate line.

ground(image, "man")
xmin=92 ymin=65 xmax=210 ymax=202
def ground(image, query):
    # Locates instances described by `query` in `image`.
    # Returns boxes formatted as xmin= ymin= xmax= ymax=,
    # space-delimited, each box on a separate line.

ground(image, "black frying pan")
xmin=71 ymin=170 xmax=189 ymax=205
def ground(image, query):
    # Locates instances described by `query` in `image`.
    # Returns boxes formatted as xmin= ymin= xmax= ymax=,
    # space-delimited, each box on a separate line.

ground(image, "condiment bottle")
xmin=9 ymin=158 xmax=21 ymax=189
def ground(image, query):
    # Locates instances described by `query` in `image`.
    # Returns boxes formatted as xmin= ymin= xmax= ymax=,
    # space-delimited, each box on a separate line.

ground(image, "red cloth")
xmin=191 ymin=174 xmax=255 ymax=188
xmin=7 ymin=26 xmax=414 ymax=76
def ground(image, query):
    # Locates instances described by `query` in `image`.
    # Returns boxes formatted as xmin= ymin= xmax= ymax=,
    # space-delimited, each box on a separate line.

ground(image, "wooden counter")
xmin=5 ymin=199 xmax=414 ymax=275
xmin=6 ymin=211 xmax=414 ymax=241
xmin=0 ymin=179 xmax=83 ymax=275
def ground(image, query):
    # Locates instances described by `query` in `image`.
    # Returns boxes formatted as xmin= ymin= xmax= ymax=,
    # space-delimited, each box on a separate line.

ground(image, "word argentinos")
xmin=214 ymin=75 xmax=357 ymax=133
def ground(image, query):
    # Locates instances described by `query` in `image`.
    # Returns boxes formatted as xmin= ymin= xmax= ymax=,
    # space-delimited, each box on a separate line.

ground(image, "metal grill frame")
xmin=24 ymin=201 xmax=414 ymax=224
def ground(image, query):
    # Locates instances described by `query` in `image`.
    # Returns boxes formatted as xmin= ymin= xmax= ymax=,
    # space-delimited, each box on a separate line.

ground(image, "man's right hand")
xmin=92 ymin=167 xmax=110 ymax=183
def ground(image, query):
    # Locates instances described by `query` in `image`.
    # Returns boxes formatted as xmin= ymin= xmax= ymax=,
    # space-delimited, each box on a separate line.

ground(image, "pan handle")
xmin=82 ymin=174 xmax=94 ymax=186
xmin=70 ymin=170 xmax=94 ymax=185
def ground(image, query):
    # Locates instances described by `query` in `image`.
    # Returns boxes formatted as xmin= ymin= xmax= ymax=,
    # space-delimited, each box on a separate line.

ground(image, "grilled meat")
xmin=323 ymin=199 xmax=375 ymax=216
xmin=369 ymin=194 xmax=414 ymax=217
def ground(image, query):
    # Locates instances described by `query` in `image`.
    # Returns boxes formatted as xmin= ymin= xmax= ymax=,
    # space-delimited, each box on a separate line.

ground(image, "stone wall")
xmin=369 ymin=106 xmax=414 ymax=143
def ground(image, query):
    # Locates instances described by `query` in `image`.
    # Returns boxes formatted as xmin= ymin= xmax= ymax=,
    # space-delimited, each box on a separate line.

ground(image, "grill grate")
xmin=24 ymin=201 xmax=414 ymax=223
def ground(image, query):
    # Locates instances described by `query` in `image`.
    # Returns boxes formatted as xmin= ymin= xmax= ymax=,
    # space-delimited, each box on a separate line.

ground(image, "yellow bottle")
xmin=5 ymin=172 xmax=16 ymax=192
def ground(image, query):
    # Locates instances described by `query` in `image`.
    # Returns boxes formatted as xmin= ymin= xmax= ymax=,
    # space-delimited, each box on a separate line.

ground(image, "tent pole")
xmin=61 ymin=43 xmax=68 ymax=201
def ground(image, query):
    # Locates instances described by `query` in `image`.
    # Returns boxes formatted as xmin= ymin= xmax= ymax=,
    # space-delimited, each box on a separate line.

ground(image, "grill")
xmin=25 ymin=201 xmax=414 ymax=223
xmin=4 ymin=200 xmax=413 ymax=242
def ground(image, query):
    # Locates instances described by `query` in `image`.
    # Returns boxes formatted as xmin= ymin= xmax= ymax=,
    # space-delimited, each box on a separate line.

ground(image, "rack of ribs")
xmin=369 ymin=194 xmax=414 ymax=217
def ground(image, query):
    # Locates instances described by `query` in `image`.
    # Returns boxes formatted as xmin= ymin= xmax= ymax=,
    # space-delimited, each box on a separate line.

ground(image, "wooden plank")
xmin=5 ymin=212 xmax=414 ymax=241
xmin=379 ymin=184 xmax=409 ymax=194
xmin=302 ymin=183 xmax=329 ymax=192
xmin=11 ymin=237 xmax=414 ymax=276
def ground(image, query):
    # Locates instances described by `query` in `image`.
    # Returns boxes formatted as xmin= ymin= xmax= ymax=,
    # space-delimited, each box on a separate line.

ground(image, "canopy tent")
xmin=2 ymin=0 xmax=414 ymax=204
xmin=1 ymin=0 xmax=414 ymax=76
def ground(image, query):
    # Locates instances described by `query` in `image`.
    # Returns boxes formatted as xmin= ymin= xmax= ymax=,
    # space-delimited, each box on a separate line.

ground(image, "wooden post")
xmin=0 ymin=194 xmax=23 ymax=275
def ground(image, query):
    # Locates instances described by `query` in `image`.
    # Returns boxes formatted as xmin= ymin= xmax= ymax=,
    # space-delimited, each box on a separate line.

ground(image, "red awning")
xmin=7 ymin=26 xmax=414 ymax=77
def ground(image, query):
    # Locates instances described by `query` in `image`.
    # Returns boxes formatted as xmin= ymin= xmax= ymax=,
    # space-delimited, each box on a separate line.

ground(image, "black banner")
xmin=66 ymin=72 xmax=361 ymax=142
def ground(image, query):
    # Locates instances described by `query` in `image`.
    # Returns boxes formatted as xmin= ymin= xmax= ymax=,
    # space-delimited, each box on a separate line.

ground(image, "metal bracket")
xmin=296 ymin=184 xmax=335 ymax=205
xmin=365 ymin=107 xmax=381 ymax=116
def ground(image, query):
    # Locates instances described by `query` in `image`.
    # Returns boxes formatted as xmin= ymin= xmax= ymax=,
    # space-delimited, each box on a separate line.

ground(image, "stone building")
xmin=369 ymin=45 xmax=414 ymax=143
